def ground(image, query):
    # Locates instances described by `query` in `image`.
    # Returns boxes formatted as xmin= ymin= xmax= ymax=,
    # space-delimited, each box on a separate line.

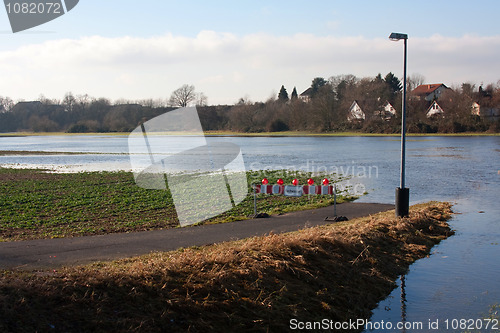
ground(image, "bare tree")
xmin=38 ymin=94 xmax=58 ymax=105
xmin=62 ymin=92 xmax=76 ymax=112
xmin=169 ymin=84 xmax=197 ymax=107
xmin=407 ymin=73 xmax=426 ymax=92
xmin=461 ymin=82 xmax=476 ymax=97
xmin=196 ymin=92 xmax=208 ymax=107
xmin=75 ymin=94 xmax=92 ymax=111
xmin=137 ymin=98 xmax=155 ymax=108
xmin=113 ymin=98 xmax=133 ymax=105
xmin=0 ymin=96 xmax=14 ymax=112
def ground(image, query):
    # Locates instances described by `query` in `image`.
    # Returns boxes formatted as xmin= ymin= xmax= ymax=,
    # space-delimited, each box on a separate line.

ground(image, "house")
xmin=299 ymin=88 xmax=313 ymax=103
xmin=374 ymin=101 xmax=397 ymax=121
xmin=471 ymin=102 xmax=500 ymax=120
xmin=411 ymin=83 xmax=450 ymax=101
xmin=347 ymin=101 xmax=365 ymax=121
xmin=471 ymin=102 xmax=481 ymax=116
xmin=10 ymin=101 xmax=44 ymax=113
xmin=426 ymin=101 xmax=445 ymax=118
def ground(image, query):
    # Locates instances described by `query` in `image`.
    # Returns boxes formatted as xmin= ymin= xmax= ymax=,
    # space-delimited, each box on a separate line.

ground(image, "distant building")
xmin=347 ymin=101 xmax=366 ymax=121
xmin=426 ymin=101 xmax=445 ymax=118
xmin=10 ymin=101 xmax=65 ymax=114
xmin=471 ymin=101 xmax=500 ymax=120
xmin=471 ymin=101 xmax=481 ymax=116
xmin=411 ymin=83 xmax=450 ymax=101
xmin=374 ymin=101 xmax=397 ymax=121
xmin=10 ymin=101 xmax=43 ymax=112
xmin=299 ymin=88 xmax=313 ymax=103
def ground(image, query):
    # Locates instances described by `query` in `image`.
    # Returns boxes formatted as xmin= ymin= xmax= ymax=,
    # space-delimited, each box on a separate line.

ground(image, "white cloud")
xmin=0 ymin=31 xmax=499 ymax=104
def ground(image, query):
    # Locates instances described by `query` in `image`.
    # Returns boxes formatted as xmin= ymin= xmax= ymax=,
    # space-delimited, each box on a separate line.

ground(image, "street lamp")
xmin=389 ymin=32 xmax=409 ymax=217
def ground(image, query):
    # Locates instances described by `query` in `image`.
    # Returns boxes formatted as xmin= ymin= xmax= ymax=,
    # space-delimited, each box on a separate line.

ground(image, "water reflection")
xmin=367 ymin=179 xmax=500 ymax=332
xmin=400 ymin=275 xmax=408 ymax=333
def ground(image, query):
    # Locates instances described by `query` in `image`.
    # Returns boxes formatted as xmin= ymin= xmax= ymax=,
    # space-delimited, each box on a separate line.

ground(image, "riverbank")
xmin=205 ymin=130 xmax=500 ymax=137
xmin=0 ymin=202 xmax=454 ymax=332
xmin=1 ymin=131 xmax=499 ymax=137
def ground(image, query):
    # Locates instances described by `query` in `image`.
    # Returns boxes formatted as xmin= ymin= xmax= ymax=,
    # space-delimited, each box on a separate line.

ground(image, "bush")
xmin=67 ymin=124 xmax=89 ymax=133
xmin=267 ymin=119 xmax=289 ymax=132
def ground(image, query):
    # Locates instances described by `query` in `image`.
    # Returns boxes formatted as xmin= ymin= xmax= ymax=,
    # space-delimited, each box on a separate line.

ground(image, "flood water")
xmin=1 ymin=134 xmax=499 ymax=331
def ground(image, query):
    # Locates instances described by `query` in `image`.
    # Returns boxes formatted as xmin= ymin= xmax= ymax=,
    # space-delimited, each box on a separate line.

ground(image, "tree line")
xmin=0 ymin=75 xmax=499 ymax=133
xmin=228 ymin=74 xmax=499 ymax=133
xmin=0 ymin=85 xmax=208 ymax=133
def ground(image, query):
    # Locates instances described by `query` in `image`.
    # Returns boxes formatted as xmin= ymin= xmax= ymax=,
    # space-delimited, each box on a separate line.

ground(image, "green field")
xmin=0 ymin=168 xmax=354 ymax=241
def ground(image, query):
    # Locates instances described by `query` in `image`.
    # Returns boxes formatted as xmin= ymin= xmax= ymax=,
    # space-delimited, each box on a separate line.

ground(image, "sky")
xmin=1 ymin=1 xmax=500 ymax=105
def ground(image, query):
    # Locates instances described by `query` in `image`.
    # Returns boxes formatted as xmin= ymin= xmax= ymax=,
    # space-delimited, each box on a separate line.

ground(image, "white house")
xmin=374 ymin=101 xmax=397 ymax=120
xmin=383 ymin=101 xmax=397 ymax=116
xmin=471 ymin=101 xmax=500 ymax=120
xmin=426 ymin=101 xmax=445 ymax=118
xmin=347 ymin=101 xmax=365 ymax=121
xmin=471 ymin=102 xmax=481 ymax=116
xmin=299 ymin=88 xmax=313 ymax=103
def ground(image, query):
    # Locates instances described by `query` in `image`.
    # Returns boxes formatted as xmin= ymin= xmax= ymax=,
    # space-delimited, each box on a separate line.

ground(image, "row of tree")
xmin=0 ymin=84 xmax=209 ymax=133
xmin=0 ymin=75 xmax=499 ymax=133
xmin=227 ymin=73 xmax=499 ymax=133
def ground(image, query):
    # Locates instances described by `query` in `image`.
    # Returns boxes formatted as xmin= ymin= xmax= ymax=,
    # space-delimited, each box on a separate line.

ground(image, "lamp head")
xmin=389 ymin=32 xmax=408 ymax=41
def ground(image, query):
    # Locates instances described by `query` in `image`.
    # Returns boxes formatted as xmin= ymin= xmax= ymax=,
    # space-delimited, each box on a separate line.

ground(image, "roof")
xmin=348 ymin=100 xmax=365 ymax=120
xmin=15 ymin=101 xmax=42 ymax=106
xmin=300 ymin=87 xmax=313 ymax=96
xmin=411 ymin=83 xmax=448 ymax=96
xmin=10 ymin=101 xmax=43 ymax=111
xmin=426 ymin=101 xmax=445 ymax=118
xmin=349 ymin=100 xmax=361 ymax=110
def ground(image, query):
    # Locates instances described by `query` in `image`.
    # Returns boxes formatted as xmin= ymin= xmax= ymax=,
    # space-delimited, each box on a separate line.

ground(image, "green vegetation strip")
xmin=0 ymin=168 xmax=354 ymax=241
xmin=0 ymin=151 xmax=128 ymax=156
xmin=0 ymin=202 xmax=454 ymax=332
xmin=2 ymin=131 xmax=499 ymax=137
xmin=204 ymin=130 xmax=500 ymax=137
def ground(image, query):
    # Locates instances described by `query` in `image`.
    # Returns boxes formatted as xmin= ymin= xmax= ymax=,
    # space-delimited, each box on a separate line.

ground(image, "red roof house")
xmin=410 ymin=83 xmax=449 ymax=101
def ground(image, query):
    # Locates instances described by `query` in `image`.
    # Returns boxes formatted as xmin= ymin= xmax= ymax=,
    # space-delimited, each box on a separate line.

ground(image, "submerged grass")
xmin=0 ymin=168 xmax=353 ymax=241
xmin=0 ymin=202 xmax=454 ymax=332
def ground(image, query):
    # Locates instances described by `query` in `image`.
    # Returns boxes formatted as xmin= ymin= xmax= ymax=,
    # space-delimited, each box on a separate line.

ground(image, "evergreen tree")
xmin=278 ymin=85 xmax=289 ymax=102
xmin=311 ymin=77 xmax=327 ymax=97
xmin=384 ymin=72 xmax=402 ymax=94
xmin=291 ymin=87 xmax=298 ymax=99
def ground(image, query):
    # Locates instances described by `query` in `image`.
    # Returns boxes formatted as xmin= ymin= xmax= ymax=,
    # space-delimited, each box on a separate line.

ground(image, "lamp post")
xmin=389 ymin=32 xmax=409 ymax=217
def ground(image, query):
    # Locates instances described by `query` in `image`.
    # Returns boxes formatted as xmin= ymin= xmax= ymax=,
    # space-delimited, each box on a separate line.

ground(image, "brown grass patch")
xmin=0 ymin=202 xmax=454 ymax=332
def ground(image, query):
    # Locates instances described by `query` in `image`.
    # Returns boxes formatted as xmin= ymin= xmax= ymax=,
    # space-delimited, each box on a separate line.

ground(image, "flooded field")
xmin=1 ymin=135 xmax=499 ymax=330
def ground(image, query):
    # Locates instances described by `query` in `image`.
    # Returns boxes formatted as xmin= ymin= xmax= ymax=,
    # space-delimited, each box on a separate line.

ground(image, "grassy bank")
xmin=0 ymin=168 xmax=354 ymax=241
xmin=0 ymin=202 xmax=454 ymax=332
xmin=1 ymin=131 xmax=499 ymax=137
xmin=205 ymin=130 xmax=500 ymax=137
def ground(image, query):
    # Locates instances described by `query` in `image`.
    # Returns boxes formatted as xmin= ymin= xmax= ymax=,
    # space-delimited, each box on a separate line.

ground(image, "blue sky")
xmin=1 ymin=1 xmax=500 ymax=104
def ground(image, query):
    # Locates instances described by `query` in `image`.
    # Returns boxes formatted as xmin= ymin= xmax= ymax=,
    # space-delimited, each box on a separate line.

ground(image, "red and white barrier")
xmin=252 ymin=178 xmax=338 ymax=216
xmin=254 ymin=184 xmax=335 ymax=196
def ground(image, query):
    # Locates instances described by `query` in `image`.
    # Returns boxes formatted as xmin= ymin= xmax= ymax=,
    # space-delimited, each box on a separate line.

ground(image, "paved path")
xmin=0 ymin=203 xmax=393 ymax=270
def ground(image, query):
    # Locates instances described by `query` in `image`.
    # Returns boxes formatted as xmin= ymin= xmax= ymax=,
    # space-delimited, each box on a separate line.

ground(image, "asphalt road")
xmin=0 ymin=202 xmax=394 ymax=270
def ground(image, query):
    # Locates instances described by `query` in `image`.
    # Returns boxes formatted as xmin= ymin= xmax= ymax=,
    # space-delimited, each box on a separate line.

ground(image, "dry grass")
xmin=0 ymin=202 xmax=454 ymax=332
